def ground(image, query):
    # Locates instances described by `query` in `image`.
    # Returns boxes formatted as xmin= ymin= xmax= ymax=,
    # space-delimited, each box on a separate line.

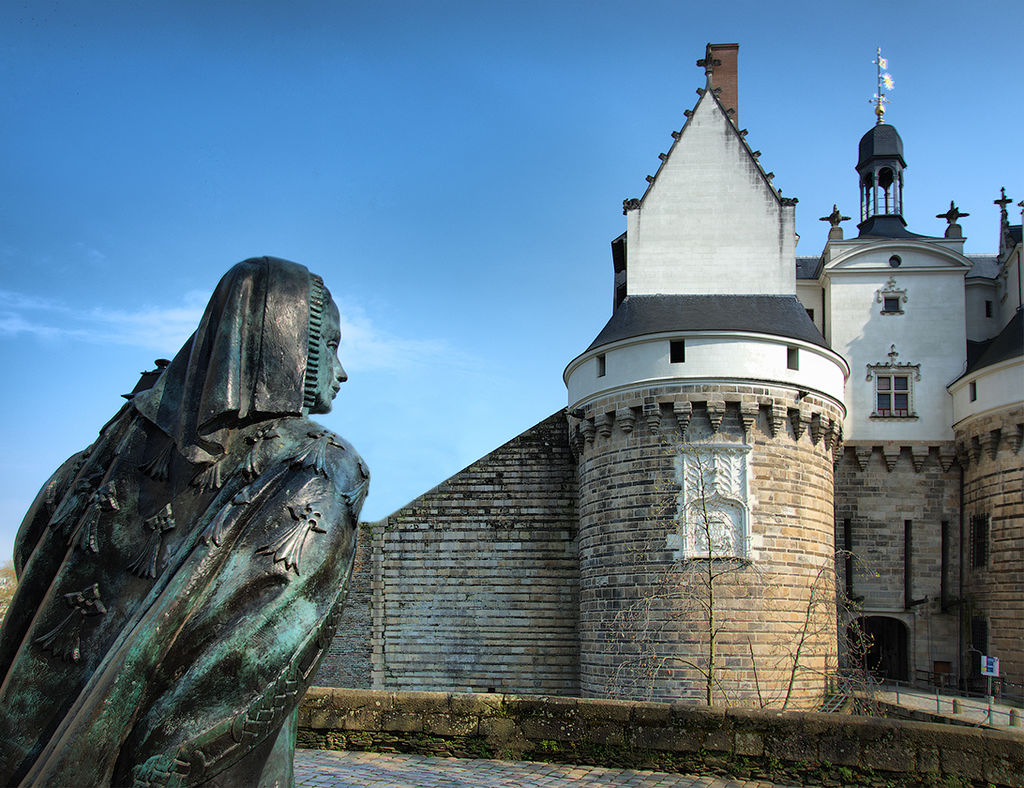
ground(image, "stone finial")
xmin=622 ymin=198 xmax=641 ymax=214
xmin=819 ymin=204 xmax=851 ymax=241
xmin=705 ymin=399 xmax=726 ymax=435
xmin=936 ymin=200 xmax=968 ymax=239
xmin=854 ymin=446 xmax=873 ymax=471
xmin=881 ymin=445 xmax=901 ymax=472
xmin=673 ymin=401 xmax=692 ymax=438
xmin=996 ymin=187 xmax=1014 ymax=253
xmin=616 ymin=408 xmax=636 ymax=435
xmin=910 ymin=445 xmax=930 ymax=473
xmin=596 ymin=413 xmax=613 ymax=439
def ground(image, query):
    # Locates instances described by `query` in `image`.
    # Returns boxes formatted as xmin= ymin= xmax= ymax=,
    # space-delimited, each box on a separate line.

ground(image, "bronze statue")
xmin=0 ymin=257 xmax=368 ymax=786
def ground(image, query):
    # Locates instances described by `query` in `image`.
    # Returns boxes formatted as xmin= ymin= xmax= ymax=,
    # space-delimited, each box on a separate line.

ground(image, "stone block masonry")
xmin=316 ymin=412 xmax=579 ymax=694
xmin=298 ymin=688 xmax=1024 ymax=787
xmin=958 ymin=404 xmax=1024 ymax=689
xmin=571 ymin=383 xmax=843 ymax=708
xmin=834 ymin=440 xmax=961 ymax=683
xmin=313 ymin=524 xmax=374 ymax=687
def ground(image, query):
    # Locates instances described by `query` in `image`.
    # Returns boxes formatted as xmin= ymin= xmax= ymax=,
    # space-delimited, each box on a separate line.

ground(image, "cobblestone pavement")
xmin=294 ymin=749 xmax=798 ymax=788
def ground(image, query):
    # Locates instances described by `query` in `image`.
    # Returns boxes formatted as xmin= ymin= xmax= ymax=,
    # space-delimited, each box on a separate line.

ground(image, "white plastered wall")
xmin=823 ymin=242 xmax=971 ymax=442
xmin=949 ymin=357 xmax=1024 ymax=426
xmin=624 ymin=92 xmax=795 ymax=297
xmin=965 ymin=278 xmax=1000 ymax=342
xmin=565 ymin=331 xmax=848 ymax=409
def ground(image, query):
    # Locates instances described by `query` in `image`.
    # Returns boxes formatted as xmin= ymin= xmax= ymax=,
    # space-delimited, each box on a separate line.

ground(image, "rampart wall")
xmin=298 ymin=688 xmax=1024 ymax=787
xmin=316 ymin=412 xmax=579 ymax=695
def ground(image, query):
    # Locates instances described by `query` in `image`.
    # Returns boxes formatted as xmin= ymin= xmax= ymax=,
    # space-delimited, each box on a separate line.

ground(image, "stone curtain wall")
xmin=364 ymin=412 xmax=579 ymax=695
xmin=834 ymin=441 xmax=961 ymax=681
xmin=958 ymin=404 xmax=1024 ymax=688
xmin=298 ymin=688 xmax=1024 ymax=787
xmin=571 ymin=383 xmax=842 ymax=708
xmin=313 ymin=525 xmax=374 ymax=687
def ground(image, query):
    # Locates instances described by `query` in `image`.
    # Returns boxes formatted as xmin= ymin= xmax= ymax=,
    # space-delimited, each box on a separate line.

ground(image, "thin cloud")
xmin=0 ymin=288 xmax=205 ymax=353
xmin=336 ymin=301 xmax=481 ymax=374
xmin=0 ymin=288 xmax=478 ymax=373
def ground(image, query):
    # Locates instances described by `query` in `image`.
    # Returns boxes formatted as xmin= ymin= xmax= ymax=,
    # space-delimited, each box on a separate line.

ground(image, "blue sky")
xmin=1 ymin=0 xmax=1021 ymax=561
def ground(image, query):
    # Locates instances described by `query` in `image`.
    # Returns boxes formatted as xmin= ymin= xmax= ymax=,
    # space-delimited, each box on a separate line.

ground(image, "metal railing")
xmin=821 ymin=672 xmax=1024 ymax=727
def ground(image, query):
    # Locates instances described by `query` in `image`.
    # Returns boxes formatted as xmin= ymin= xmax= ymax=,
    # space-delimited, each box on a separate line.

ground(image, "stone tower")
xmin=564 ymin=44 xmax=849 ymax=706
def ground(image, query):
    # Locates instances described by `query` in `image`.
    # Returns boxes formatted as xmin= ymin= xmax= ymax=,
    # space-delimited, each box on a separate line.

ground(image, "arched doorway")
xmin=851 ymin=616 xmax=909 ymax=682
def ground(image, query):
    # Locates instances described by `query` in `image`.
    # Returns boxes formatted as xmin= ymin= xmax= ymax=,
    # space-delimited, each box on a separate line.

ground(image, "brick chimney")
xmin=698 ymin=43 xmax=739 ymax=126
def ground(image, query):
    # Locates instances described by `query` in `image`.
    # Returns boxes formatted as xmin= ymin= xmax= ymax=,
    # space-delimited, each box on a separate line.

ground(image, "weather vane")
xmin=871 ymin=47 xmax=894 ymax=124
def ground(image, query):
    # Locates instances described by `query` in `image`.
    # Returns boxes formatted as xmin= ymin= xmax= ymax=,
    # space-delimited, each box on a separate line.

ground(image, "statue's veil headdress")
xmin=132 ymin=256 xmax=324 ymax=462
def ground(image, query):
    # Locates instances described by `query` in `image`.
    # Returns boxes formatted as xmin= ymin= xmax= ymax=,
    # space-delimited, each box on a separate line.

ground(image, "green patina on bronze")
xmin=0 ymin=257 xmax=367 ymax=786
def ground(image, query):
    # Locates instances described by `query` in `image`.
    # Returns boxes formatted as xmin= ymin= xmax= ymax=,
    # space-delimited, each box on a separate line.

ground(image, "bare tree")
xmin=606 ymin=440 xmax=872 ymax=711
xmin=608 ymin=444 xmax=767 ymax=706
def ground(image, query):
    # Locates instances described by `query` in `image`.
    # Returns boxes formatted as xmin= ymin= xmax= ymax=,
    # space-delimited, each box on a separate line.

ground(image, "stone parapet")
xmin=569 ymin=384 xmax=844 ymax=459
xmin=298 ymin=688 xmax=1024 ymax=787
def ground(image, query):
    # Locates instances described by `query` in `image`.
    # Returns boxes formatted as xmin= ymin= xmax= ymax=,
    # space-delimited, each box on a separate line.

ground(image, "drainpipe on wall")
xmin=958 ymin=463 xmax=966 ymax=690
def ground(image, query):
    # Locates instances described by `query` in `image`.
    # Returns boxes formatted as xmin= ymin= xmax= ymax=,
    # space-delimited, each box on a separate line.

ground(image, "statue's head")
xmin=133 ymin=257 xmax=346 ymax=460
xmin=304 ymin=279 xmax=347 ymax=416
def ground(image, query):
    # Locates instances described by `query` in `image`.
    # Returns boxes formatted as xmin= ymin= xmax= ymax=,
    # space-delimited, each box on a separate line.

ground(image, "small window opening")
xmin=970 ymin=514 xmax=989 ymax=569
xmin=883 ymin=296 xmax=901 ymax=313
xmin=888 ymin=255 xmax=902 ymax=268
xmin=670 ymin=340 xmax=685 ymax=363
xmin=596 ymin=354 xmax=606 ymax=378
xmin=787 ymin=346 xmax=799 ymax=370
xmin=969 ymin=381 xmax=977 ymax=402
xmin=805 ymin=308 xmax=815 ymax=322
xmin=985 ymin=300 xmax=993 ymax=318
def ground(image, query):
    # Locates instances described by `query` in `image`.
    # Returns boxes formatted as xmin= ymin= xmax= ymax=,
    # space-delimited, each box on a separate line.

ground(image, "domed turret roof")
xmin=857 ymin=123 xmax=905 ymax=170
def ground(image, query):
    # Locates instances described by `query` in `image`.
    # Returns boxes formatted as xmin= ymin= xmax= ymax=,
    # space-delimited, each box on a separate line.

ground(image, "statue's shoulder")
xmin=260 ymin=416 xmax=369 ymax=492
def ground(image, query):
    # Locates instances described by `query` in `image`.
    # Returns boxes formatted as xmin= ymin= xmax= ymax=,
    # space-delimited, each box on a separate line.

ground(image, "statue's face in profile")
xmin=310 ymin=297 xmax=347 ymax=415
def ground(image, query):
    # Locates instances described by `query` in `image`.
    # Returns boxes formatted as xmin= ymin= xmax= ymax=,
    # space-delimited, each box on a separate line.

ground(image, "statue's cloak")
xmin=0 ymin=258 xmax=367 ymax=786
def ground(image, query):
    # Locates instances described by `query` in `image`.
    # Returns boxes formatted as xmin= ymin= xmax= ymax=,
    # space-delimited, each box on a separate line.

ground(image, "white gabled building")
xmin=795 ymin=105 xmax=1022 ymax=692
xmin=316 ymin=43 xmax=1023 ymax=705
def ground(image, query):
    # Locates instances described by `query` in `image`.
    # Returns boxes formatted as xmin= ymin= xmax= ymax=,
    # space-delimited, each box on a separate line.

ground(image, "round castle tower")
xmin=565 ymin=45 xmax=849 ymax=706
